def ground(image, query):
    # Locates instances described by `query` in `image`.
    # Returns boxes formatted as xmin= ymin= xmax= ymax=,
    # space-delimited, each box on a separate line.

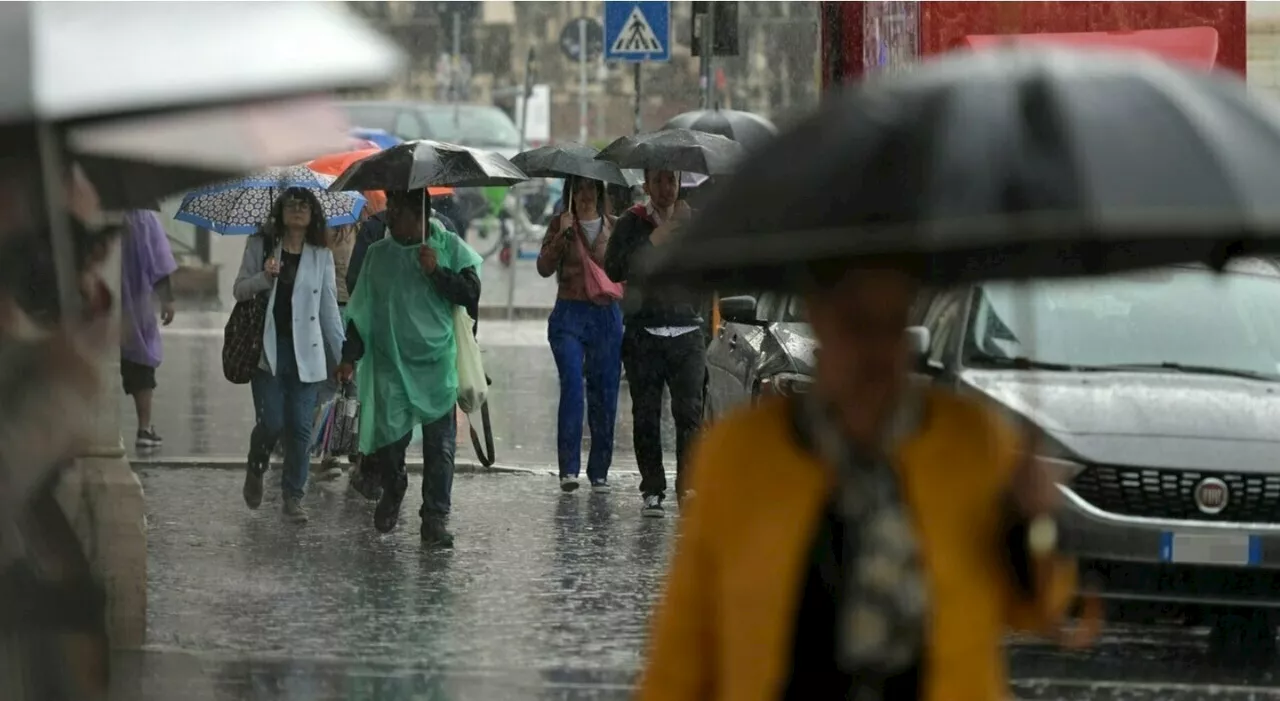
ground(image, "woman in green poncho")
xmin=335 ymin=189 xmax=483 ymax=548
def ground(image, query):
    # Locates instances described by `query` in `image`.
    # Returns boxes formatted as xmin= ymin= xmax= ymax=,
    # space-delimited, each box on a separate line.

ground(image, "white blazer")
xmin=232 ymin=234 xmax=344 ymax=384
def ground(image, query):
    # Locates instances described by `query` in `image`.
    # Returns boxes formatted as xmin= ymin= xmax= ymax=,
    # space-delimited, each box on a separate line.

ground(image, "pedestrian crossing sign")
xmin=604 ymin=1 xmax=670 ymax=62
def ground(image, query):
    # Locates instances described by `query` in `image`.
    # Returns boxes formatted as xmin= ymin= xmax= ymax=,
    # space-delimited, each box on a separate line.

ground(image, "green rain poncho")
xmin=344 ymin=219 xmax=483 ymax=454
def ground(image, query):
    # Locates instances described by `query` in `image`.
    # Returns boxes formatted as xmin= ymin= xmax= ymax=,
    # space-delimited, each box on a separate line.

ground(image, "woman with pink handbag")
xmin=536 ymin=176 xmax=625 ymax=494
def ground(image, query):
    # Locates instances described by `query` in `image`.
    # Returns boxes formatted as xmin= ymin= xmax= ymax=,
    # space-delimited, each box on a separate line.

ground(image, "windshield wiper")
xmin=967 ymin=352 xmax=1080 ymax=372
xmin=1083 ymin=362 xmax=1278 ymax=382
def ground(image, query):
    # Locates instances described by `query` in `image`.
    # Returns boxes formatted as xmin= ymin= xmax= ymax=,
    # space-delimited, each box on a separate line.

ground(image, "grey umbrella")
xmin=641 ymin=47 xmax=1280 ymax=293
xmin=663 ymin=108 xmax=778 ymax=151
xmin=330 ymin=140 xmax=528 ymax=191
xmin=596 ymin=128 xmax=746 ymax=176
xmin=511 ymin=143 xmax=630 ymax=186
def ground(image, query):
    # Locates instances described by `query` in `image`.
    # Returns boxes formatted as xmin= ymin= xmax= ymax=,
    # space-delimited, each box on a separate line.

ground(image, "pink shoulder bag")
xmin=574 ymin=227 xmax=624 ymax=304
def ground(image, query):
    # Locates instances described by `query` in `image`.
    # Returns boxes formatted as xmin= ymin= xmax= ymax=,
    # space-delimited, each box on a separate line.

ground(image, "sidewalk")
xmin=117 ymin=468 xmax=1238 ymax=701
xmin=124 ymin=467 xmax=668 ymax=701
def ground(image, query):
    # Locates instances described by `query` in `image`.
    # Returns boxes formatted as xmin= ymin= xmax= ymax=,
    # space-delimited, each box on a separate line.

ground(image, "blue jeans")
xmin=373 ymin=410 xmax=458 ymax=520
xmin=249 ymin=337 xmax=323 ymax=501
xmin=548 ymin=299 xmax=623 ymax=482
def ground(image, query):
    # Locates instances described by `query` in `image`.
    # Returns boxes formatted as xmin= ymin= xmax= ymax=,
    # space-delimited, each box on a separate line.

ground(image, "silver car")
xmin=707 ymin=260 xmax=1280 ymax=646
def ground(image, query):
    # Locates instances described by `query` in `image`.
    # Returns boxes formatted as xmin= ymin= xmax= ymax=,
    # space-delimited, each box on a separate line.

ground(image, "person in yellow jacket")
xmin=638 ymin=258 xmax=1080 ymax=701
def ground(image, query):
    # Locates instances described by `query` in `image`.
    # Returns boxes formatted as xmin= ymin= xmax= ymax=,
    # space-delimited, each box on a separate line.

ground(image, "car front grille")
xmin=1070 ymin=466 xmax=1280 ymax=523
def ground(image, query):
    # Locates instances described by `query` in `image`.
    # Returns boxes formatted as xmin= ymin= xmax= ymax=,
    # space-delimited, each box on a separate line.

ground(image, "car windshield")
xmin=420 ymin=105 xmax=521 ymax=148
xmin=966 ymin=266 xmax=1280 ymax=380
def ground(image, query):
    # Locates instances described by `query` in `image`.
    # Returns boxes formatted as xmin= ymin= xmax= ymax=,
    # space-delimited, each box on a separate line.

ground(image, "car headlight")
xmin=758 ymin=372 xmax=813 ymax=398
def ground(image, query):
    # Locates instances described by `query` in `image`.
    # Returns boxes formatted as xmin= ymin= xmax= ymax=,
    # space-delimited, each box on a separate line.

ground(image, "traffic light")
xmin=691 ymin=1 xmax=738 ymax=57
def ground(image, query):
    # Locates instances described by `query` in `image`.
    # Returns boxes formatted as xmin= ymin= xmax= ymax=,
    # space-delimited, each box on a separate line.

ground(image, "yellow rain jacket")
xmin=638 ymin=390 xmax=1077 ymax=701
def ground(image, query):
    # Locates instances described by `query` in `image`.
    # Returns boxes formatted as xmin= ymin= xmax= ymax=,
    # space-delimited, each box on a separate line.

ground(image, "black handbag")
xmin=221 ymin=237 xmax=273 ymax=384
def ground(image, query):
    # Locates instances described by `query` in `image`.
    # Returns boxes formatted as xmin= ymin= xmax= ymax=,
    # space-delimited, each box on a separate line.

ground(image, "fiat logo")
xmin=1194 ymin=478 xmax=1230 ymax=515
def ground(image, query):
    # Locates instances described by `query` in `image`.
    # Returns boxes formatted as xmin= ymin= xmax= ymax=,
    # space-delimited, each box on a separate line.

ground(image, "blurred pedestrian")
xmin=233 ymin=188 xmax=344 ymax=523
xmin=604 ymin=169 xmax=706 ymax=517
xmin=336 ymin=189 xmax=482 ymax=547
xmin=119 ymin=209 xmax=177 ymax=448
xmin=537 ymin=176 xmax=623 ymax=494
xmin=637 ymin=257 xmax=1076 ymax=700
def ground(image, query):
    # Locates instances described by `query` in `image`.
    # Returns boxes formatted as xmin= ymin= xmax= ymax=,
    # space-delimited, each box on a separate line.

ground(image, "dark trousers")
xmin=367 ymin=410 xmax=458 ymax=520
xmin=248 ymin=337 xmax=322 ymax=500
xmin=548 ymin=299 xmax=623 ymax=482
xmin=621 ymin=327 xmax=706 ymax=499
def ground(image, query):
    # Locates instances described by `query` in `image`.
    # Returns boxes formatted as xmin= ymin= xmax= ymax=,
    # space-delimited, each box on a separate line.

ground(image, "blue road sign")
xmin=604 ymin=1 xmax=670 ymax=63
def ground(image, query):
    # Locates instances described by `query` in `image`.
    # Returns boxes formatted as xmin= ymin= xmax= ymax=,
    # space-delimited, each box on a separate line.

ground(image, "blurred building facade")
xmin=348 ymin=1 xmax=821 ymax=141
xmin=1249 ymin=1 xmax=1280 ymax=99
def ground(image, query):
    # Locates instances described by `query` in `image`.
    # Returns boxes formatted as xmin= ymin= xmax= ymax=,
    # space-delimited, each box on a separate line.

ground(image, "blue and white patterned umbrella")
xmin=175 ymin=165 xmax=366 ymax=235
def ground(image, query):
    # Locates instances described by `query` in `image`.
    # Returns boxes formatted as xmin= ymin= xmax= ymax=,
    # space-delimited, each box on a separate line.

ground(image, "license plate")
xmin=1159 ymin=532 xmax=1260 ymax=566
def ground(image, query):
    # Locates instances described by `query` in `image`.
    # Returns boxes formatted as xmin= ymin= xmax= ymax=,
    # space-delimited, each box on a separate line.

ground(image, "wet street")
xmin=113 ymin=315 xmax=1280 ymax=699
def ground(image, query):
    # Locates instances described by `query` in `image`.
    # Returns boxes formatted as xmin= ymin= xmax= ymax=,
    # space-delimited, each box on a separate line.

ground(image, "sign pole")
xmin=633 ymin=63 xmax=642 ymax=135
xmin=451 ymin=12 xmax=462 ymax=101
xmin=578 ymin=18 xmax=589 ymax=143
xmin=507 ymin=48 xmax=536 ymax=322
xmin=699 ymin=12 xmax=715 ymax=109
xmin=596 ymin=58 xmax=606 ymax=139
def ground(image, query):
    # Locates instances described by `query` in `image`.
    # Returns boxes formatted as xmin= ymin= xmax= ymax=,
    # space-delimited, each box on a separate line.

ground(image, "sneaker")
xmin=641 ymin=494 xmax=665 ymax=518
xmin=560 ymin=476 xmax=580 ymax=493
xmin=282 ymin=497 xmax=309 ymax=523
xmin=590 ymin=479 xmax=611 ymax=494
xmin=374 ymin=474 xmax=408 ymax=533
xmin=421 ymin=518 xmax=455 ymax=548
xmin=136 ymin=427 xmax=163 ymax=448
xmin=242 ymin=460 xmax=266 ymax=510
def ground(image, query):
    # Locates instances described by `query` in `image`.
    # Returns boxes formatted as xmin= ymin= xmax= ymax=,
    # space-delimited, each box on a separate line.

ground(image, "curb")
xmin=476 ymin=306 xmax=553 ymax=321
xmin=129 ymin=456 xmax=548 ymax=476
xmin=166 ymin=305 xmax=553 ymax=320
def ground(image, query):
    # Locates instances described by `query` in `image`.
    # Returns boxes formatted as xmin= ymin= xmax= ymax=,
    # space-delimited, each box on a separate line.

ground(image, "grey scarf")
xmin=798 ymin=387 xmax=930 ymax=699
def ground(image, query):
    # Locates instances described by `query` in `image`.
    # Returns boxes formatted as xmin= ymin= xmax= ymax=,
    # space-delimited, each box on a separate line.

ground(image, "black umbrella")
xmin=596 ymin=128 xmax=745 ymax=176
xmin=330 ymin=140 xmax=528 ymax=191
xmin=511 ymin=142 xmax=630 ymax=186
xmin=662 ymin=108 xmax=778 ymax=151
xmin=641 ymin=47 xmax=1280 ymax=293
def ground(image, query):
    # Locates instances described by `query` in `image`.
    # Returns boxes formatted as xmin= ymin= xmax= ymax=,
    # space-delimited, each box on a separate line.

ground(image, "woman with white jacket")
xmin=233 ymin=188 xmax=344 ymax=522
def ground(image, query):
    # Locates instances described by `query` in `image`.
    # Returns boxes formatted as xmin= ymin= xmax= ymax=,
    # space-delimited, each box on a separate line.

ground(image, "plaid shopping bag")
xmin=326 ymin=382 xmax=360 ymax=457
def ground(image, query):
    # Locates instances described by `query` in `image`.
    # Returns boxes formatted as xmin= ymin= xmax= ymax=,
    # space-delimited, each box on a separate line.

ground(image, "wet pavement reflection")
xmin=115 ymin=316 xmax=1280 ymax=699
xmin=122 ymin=467 xmax=1280 ymax=700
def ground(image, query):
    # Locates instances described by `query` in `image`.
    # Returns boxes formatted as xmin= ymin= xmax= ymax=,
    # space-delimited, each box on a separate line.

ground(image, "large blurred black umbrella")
xmin=511 ymin=142 xmax=629 ymax=186
xmin=641 ymin=47 xmax=1280 ymax=293
xmin=662 ymin=108 xmax=778 ymax=151
xmin=330 ymin=140 xmax=528 ymax=191
xmin=596 ymin=128 xmax=745 ymax=176
xmin=0 ymin=2 xmax=402 ymax=209
xmin=0 ymin=2 xmax=400 ymax=124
